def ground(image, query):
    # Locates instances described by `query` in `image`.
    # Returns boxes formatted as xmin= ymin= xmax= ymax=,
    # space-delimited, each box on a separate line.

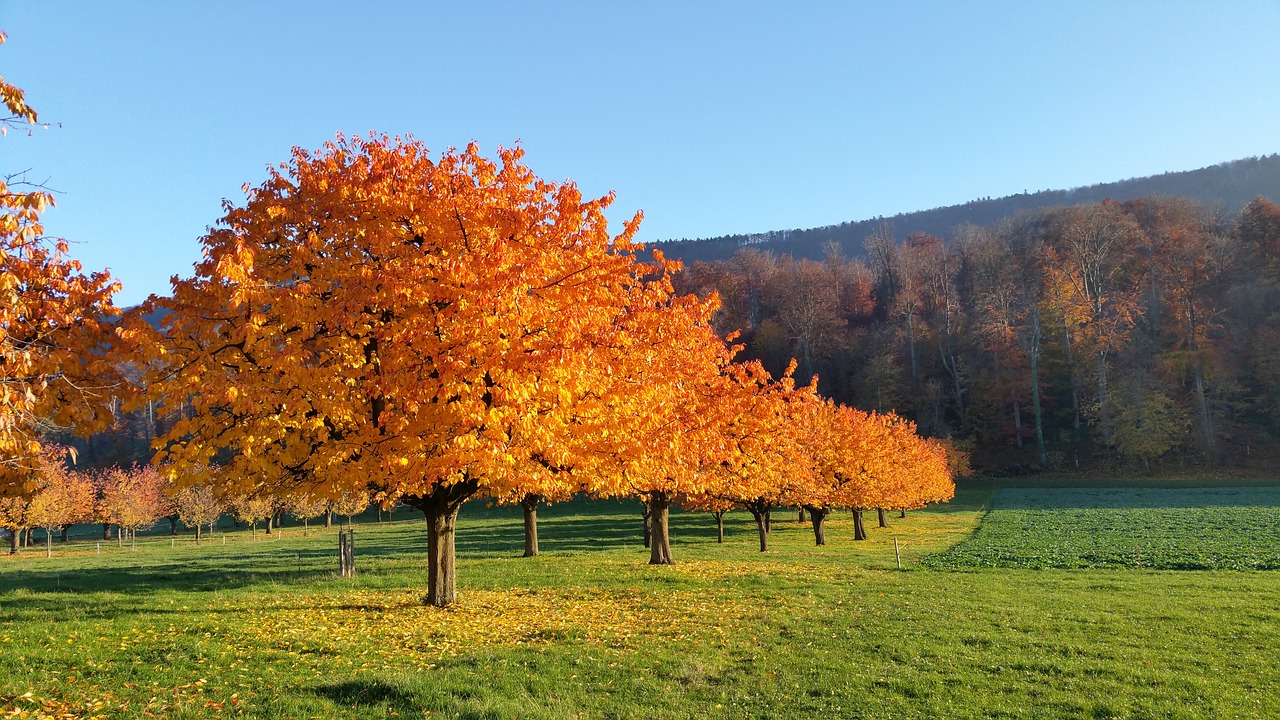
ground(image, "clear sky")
xmin=4 ymin=2 xmax=1278 ymax=306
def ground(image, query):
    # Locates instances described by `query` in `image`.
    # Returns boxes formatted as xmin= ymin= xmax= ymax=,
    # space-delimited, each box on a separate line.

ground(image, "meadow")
xmin=2 ymin=483 xmax=1280 ymax=719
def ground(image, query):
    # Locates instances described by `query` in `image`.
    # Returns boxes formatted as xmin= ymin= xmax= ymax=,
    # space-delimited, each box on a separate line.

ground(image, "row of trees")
xmin=0 ymin=449 xmax=378 ymax=555
xmin=676 ymin=195 xmax=1280 ymax=472
xmin=3 ymin=42 xmax=955 ymax=606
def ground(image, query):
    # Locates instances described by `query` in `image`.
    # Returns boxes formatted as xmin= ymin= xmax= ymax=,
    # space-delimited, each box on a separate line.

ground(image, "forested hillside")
xmin=658 ymin=154 xmax=1280 ymax=265
xmin=673 ymin=196 xmax=1280 ymax=473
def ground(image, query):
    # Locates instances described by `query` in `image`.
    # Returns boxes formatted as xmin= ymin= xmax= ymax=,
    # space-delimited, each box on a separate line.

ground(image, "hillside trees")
xmin=676 ymin=193 xmax=1280 ymax=472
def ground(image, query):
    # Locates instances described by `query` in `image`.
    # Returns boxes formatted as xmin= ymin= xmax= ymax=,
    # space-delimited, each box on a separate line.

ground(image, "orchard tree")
xmin=98 ymin=465 xmax=167 ymax=547
xmin=170 ymin=483 xmax=223 ymax=542
xmin=128 ymin=134 xmax=727 ymax=605
xmin=0 ymin=495 xmax=28 ymax=554
xmin=25 ymin=447 xmax=93 ymax=555
xmin=0 ymin=32 xmax=121 ymax=495
xmin=231 ymin=494 xmax=274 ymax=540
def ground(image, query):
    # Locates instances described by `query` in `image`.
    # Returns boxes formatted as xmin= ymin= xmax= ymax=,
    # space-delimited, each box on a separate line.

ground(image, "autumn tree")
xmin=231 ymin=494 xmax=274 ymax=540
xmin=703 ymin=361 xmax=817 ymax=553
xmin=0 ymin=32 xmax=121 ymax=495
xmin=170 ymin=483 xmax=223 ymax=542
xmin=330 ymin=490 xmax=369 ymax=529
xmin=287 ymin=494 xmax=328 ymax=536
xmin=25 ymin=448 xmax=93 ymax=555
xmin=126 ymin=134 xmax=706 ymax=606
xmin=98 ymin=465 xmax=166 ymax=547
xmin=0 ymin=495 xmax=28 ymax=554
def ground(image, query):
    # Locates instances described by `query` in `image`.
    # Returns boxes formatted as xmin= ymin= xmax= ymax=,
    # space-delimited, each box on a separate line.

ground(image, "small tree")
xmin=330 ymin=491 xmax=369 ymax=529
xmin=98 ymin=465 xmax=167 ymax=548
xmin=287 ymin=495 xmax=328 ymax=536
xmin=24 ymin=449 xmax=94 ymax=557
xmin=230 ymin=495 xmax=274 ymax=540
xmin=170 ymin=484 xmax=223 ymax=542
xmin=0 ymin=496 xmax=29 ymax=555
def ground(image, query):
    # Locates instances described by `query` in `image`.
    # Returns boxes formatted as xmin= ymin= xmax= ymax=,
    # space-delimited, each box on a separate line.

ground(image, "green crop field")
xmin=3 ymin=485 xmax=1280 ymax=719
xmin=926 ymin=486 xmax=1280 ymax=570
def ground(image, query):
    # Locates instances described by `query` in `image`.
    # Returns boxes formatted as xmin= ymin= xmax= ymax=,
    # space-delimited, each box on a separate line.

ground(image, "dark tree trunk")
xmin=713 ymin=510 xmax=725 ymax=543
xmin=899 ymin=508 xmax=907 ymax=519
xmin=60 ymin=526 xmax=69 ymax=543
xmin=264 ymin=514 xmax=273 ymax=535
xmin=641 ymin=502 xmax=652 ymax=548
xmin=797 ymin=507 xmax=807 ymax=523
xmin=195 ymin=524 xmax=202 ymax=543
xmin=520 ymin=493 xmax=542 ymax=557
xmin=324 ymin=509 xmax=332 ymax=528
xmin=877 ymin=508 xmax=889 ymax=528
xmin=750 ymin=509 xmax=768 ymax=553
xmin=807 ymin=506 xmax=827 ymax=546
xmin=648 ymin=492 xmax=674 ymax=565
xmin=852 ymin=508 xmax=868 ymax=541
xmin=169 ymin=515 xmax=179 ymax=536
xmin=102 ymin=523 xmax=111 ymax=540
xmin=404 ymin=479 xmax=480 ymax=607
xmin=764 ymin=509 xmax=772 ymax=534
xmin=8 ymin=529 xmax=16 ymax=555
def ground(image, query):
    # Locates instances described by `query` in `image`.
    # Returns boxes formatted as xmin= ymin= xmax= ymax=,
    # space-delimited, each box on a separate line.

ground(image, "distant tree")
xmin=170 ymin=483 xmax=223 ymax=542
xmin=230 ymin=494 xmax=274 ymax=541
xmin=24 ymin=449 xmax=94 ymax=556
xmin=98 ymin=465 xmax=167 ymax=547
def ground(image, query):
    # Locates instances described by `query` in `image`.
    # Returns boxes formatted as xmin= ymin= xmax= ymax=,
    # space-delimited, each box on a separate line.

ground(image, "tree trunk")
xmin=251 ymin=522 xmax=257 ymax=541
xmin=45 ymin=528 xmax=52 ymax=558
xmin=1194 ymin=365 xmax=1213 ymax=459
xmin=877 ymin=508 xmax=890 ymax=528
xmin=1029 ymin=315 xmax=1047 ymax=466
xmin=169 ymin=515 xmax=179 ymax=536
xmin=520 ymin=493 xmax=542 ymax=558
xmin=264 ymin=514 xmax=273 ymax=535
xmin=60 ymin=526 xmax=69 ymax=543
xmin=899 ymin=508 xmax=907 ymax=519
xmin=764 ymin=508 xmax=772 ymax=534
xmin=404 ymin=479 xmax=480 ymax=608
xmin=196 ymin=524 xmax=202 ymax=543
xmin=117 ymin=526 xmax=122 ymax=547
xmin=641 ymin=503 xmax=652 ymax=548
xmin=8 ymin=529 xmax=16 ymax=555
xmin=1064 ymin=326 xmax=1081 ymax=430
xmin=852 ymin=508 xmax=867 ymax=541
xmin=807 ymin=506 xmax=827 ymax=546
xmin=713 ymin=510 xmax=725 ymax=543
xmin=324 ymin=508 xmax=332 ymax=528
xmin=750 ymin=509 xmax=768 ymax=553
xmin=797 ymin=507 xmax=807 ymax=523
xmin=647 ymin=492 xmax=674 ymax=565
xmin=102 ymin=523 xmax=111 ymax=540
xmin=1097 ymin=352 xmax=1112 ymax=444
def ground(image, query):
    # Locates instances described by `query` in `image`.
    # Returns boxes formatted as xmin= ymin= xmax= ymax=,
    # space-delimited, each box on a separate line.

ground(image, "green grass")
xmin=2 ymin=487 xmax=1280 ymax=719
xmin=926 ymin=486 xmax=1280 ymax=570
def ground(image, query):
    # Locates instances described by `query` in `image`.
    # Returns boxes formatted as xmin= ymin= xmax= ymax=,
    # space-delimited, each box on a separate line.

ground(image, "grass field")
xmin=926 ymin=486 xmax=1280 ymax=570
xmin=3 ymin=485 xmax=1280 ymax=719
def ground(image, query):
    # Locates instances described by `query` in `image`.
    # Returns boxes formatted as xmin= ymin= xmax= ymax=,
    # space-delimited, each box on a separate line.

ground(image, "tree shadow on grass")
xmin=312 ymin=679 xmax=424 ymax=717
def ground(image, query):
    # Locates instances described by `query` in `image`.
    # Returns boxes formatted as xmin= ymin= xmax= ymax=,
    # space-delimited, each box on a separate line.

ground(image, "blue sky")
xmin=4 ymin=2 xmax=1279 ymax=306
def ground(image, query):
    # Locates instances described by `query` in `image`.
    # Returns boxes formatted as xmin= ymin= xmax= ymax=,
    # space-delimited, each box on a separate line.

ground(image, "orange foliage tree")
xmin=24 ymin=448 xmax=94 ymax=555
xmin=97 ymin=465 xmax=167 ymax=547
xmin=700 ymin=361 xmax=818 ymax=553
xmin=170 ymin=483 xmax=224 ymax=542
xmin=0 ymin=33 xmax=121 ymax=495
xmin=127 ymin=134 xmax=717 ymax=605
